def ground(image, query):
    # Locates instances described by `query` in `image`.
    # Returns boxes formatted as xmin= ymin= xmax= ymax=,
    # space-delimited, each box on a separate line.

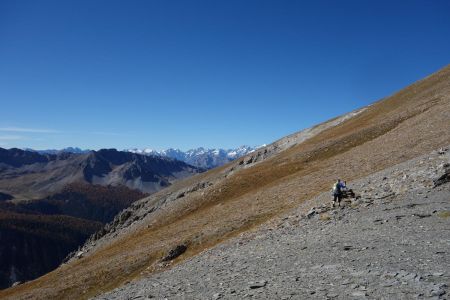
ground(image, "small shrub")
xmin=437 ymin=210 xmax=450 ymax=219
xmin=320 ymin=213 xmax=331 ymax=221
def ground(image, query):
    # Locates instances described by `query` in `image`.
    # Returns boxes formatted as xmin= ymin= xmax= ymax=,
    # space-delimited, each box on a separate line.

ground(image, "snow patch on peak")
xmin=124 ymin=145 xmax=262 ymax=169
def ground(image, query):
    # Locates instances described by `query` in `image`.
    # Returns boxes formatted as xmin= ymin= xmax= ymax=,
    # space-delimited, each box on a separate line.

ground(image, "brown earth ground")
xmin=1 ymin=64 xmax=449 ymax=299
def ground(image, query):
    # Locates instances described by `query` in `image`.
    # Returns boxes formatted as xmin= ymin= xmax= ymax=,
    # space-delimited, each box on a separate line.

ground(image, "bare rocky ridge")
xmin=97 ymin=147 xmax=450 ymax=299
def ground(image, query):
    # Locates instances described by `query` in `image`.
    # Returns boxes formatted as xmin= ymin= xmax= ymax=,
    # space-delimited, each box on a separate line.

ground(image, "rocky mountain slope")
xmin=1 ymin=64 xmax=449 ymax=299
xmin=127 ymin=146 xmax=258 ymax=169
xmin=97 ymin=146 xmax=450 ymax=299
xmin=0 ymin=149 xmax=202 ymax=289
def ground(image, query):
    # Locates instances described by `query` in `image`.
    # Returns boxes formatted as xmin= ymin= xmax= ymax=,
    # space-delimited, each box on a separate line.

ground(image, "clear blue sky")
xmin=1 ymin=0 xmax=449 ymax=150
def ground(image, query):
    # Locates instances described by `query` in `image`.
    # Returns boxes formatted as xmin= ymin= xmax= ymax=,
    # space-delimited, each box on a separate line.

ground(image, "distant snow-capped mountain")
xmin=126 ymin=146 xmax=258 ymax=169
xmin=24 ymin=147 xmax=91 ymax=155
xmin=23 ymin=145 xmax=260 ymax=169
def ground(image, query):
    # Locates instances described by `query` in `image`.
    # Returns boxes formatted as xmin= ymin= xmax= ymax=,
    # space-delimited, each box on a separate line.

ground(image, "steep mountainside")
xmin=2 ymin=64 xmax=449 ymax=299
xmin=97 ymin=147 xmax=450 ymax=299
xmin=127 ymin=146 xmax=257 ymax=169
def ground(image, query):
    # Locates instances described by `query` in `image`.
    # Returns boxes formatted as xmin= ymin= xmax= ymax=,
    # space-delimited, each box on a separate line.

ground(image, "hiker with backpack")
xmin=332 ymin=179 xmax=346 ymax=207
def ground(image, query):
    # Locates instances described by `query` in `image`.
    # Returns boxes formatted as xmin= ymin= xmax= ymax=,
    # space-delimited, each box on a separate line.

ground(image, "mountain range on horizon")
xmin=126 ymin=145 xmax=260 ymax=169
xmin=26 ymin=147 xmax=90 ymax=155
xmin=25 ymin=145 xmax=261 ymax=169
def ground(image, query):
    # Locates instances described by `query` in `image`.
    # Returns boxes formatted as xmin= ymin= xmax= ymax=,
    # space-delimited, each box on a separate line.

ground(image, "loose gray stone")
xmin=248 ymin=280 xmax=267 ymax=289
xmin=351 ymin=291 xmax=367 ymax=297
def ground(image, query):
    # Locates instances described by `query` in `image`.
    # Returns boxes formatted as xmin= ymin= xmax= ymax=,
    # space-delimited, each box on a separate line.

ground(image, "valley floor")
xmin=97 ymin=148 xmax=450 ymax=299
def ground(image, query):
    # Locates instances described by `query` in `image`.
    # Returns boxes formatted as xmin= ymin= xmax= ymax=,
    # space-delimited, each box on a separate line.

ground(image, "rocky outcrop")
xmin=162 ymin=245 xmax=188 ymax=262
xmin=434 ymin=149 xmax=450 ymax=187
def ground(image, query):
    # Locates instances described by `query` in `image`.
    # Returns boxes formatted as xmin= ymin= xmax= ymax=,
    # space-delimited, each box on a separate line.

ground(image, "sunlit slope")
xmin=2 ymin=64 xmax=449 ymax=300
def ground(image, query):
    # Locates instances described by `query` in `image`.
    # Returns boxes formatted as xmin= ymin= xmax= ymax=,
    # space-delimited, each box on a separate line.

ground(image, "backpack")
xmin=332 ymin=182 xmax=342 ymax=194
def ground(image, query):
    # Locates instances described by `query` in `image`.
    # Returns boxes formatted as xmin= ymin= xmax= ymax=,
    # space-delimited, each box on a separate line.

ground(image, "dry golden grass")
xmin=319 ymin=213 xmax=331 ymax=221
xmin=2 ymin=64 xmax=450 ymax=300
xmin=437 ymin=210 xmax=450 ymax=219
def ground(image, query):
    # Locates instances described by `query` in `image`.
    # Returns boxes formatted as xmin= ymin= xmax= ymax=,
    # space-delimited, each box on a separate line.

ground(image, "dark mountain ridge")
xmin=0 ymin=148 xmax=202 ymax=289
xmin=0 ymin=148 xmax=202 ymax=200
xmin=0 ymin=148 xmax=57 ymax=168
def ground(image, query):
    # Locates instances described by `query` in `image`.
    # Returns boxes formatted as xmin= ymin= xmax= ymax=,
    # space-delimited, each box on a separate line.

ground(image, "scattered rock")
xmin=76 ymin=251 xmax=84 ymax=259
xmin=430 ymin=289 xmax=446 ymax=297
xmin=162 ymin=245 xmax=188 ymax=261
xmin=248 ymin=280 xmax=267 ymax=289
xmin=351 ymin=291 xmax=367 ymax=297
xmin=307 ymin=208 xmax=317 ymax=218
xmin=403 ymin=273 xmax=417 ymax=281
xmin=434 ymin=167 xmax=450 ymax=187
xmin=412 ymin=213 xmax=431 ymax=218
xmin=326 ymin=293 xmax=339 ymax=298
xmin=397 ymin=270 xmax=409 ymax=278
xmin=437 ymin=147 xmax=448 ymax=155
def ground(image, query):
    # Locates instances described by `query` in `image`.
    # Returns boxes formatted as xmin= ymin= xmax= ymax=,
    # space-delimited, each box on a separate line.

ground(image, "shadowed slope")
xmin=2 ymin=64 xmax=450 ymax=299
xmin=0 ymin=150 xmax=202 ymax=289
xmin=0 ymin=211 xmax=102 ymax=289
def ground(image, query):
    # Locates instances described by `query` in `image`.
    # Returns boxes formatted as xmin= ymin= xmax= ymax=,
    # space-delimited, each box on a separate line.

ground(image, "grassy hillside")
xmin=2 ymin=64 xmax=449 ymax=299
